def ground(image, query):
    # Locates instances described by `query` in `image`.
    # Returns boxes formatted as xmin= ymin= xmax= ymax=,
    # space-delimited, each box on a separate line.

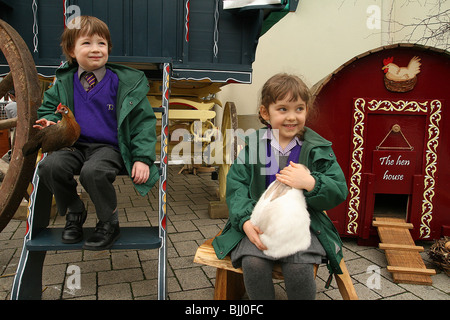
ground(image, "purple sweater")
xmin=73 ymin=69 xmax=119 ymax=147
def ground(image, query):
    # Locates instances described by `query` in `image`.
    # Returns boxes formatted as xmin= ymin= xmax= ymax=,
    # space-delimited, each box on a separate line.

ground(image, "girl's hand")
xmin=243 ymin=220 xmax=267 ymax=251
xmin=33 ymin=118 xmax=57 ymax=129
xmin=132 ymin=161 xmax=150 ymax=185
xmin=276 ymin=161 xmax=316 ymax=192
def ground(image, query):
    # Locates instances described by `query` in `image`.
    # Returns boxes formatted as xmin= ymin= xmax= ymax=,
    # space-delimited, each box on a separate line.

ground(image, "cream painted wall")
xmin=216 ymin=0 xmax=448 ymax=118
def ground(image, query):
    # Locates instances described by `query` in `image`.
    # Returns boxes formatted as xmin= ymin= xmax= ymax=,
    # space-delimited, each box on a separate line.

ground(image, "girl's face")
xmin=70 ymin=34 xmax=109 ymax=71
xmin=260 ymin=95 xmax=307 ymax=148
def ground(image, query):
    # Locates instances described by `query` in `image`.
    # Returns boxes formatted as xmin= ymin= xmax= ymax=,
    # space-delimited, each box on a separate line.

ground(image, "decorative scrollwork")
xmin=346 ymin=98 xmax=365 ymax=234
xmin=367 ymin=100 xmax=428 ymax=113
xmin=420 ymin=100 xmax=441 ymax=238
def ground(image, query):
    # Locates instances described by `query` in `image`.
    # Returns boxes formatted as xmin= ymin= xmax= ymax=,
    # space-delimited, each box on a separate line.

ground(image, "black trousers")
xmin=38 ymin=142 xmax=125 ymax=222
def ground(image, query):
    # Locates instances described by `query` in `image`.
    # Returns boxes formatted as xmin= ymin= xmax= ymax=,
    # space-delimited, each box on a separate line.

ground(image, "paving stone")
xmin=98 ymin=268 xmax=144 ymax=286
xmin=43 ymin=264 xmax=67 ymax=286
xmin=44 ymin=251 xmax=83 ymax=265
xmin=169 ymin=230 xmax=204 ymax=243
xmin=0 ymin=274 xmax=14 ymax=293
xmin=131 ymin=279 xmax=157 ymax=298
xmin=98 ymin=283 xmax=132 ymax=300
xmin=62 ymin=271 xmax=97 ymax=299
xmin=0 ymin=248 xmax=16 ymax=273
xmin=170 ymin=256 xmax=198 ymax=270
xmin=112 ymin=250 xmax=141 ymax=269
xmin=174 ymin=267 xmax=211 ymax=291
xmin=168 ymin=287 xmax=214 ymax=300
xmin=344 ymin=257 xmax=377 ymax=276
xmin=172 ymin=220 xmax=197 ymax=233
xmin=399 ymin=282 xmax=450 ymax=300
xmin=432 ymin=272 xmax=450 ymax=293
xmin=354 ymin=248 xmax=388 ymax=267
xmin=353 ymin=270 xmax=406 ymax=298
xmin=383 ymin=292 xmax=421 ymax=300
xmin=173 ymin=240 xmax=200 ymax=257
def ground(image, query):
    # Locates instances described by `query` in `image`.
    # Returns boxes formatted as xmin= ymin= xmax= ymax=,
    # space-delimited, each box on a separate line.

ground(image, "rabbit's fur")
xmin=250 ymin=168 xmax=311 ymax=259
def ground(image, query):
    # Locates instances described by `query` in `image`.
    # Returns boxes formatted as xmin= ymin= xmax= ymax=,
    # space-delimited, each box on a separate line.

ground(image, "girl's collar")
xmin=262 ymin=128 xmax=302 ymax=155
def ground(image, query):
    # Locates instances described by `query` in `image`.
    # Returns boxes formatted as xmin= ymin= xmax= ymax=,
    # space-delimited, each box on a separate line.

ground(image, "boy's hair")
xmin=61 ymin=16 xmax=113 ymax=64
xmin=258 ymin=73 xmax=312 ymax=129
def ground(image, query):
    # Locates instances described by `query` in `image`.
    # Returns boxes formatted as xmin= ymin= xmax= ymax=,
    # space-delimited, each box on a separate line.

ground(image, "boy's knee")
xmin=79 ymin=165 xmax=97 ymax=184
xmin=79 ymin=165 xmax=115 ymax=186
xmin=38 ymin=156 xmax=62 ymax=178
xmin=37 ymin=160 xmax=50 ymax=177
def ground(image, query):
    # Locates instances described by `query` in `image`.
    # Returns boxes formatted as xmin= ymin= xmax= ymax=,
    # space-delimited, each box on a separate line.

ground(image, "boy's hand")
xmin=33 ymin=118 xmax=57 ymax=129
xmin=131 ymin=161 xmax=149 ymax=185
xmin=243 ymin=220 xmax=267 ymax=251
xmin=276 ymin=161 xmax=316 ymax=192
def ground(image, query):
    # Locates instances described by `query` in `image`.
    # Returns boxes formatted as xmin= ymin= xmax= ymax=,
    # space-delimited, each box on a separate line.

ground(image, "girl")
xmin=212 ymin=73 xmax=348 ymax=299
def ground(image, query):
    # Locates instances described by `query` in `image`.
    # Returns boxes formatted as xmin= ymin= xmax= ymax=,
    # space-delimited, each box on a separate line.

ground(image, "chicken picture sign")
xmin=382 ymin=56 xmax=421 ymax=92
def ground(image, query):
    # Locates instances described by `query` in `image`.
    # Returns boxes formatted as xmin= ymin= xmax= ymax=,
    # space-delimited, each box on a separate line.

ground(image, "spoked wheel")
xmin=0 ymin=19 xmax=41 ymax=232
xmin=208 ymin=101 xmax=239 ymax=218
xmin=217 ymin=101 xmax=238 ymax=204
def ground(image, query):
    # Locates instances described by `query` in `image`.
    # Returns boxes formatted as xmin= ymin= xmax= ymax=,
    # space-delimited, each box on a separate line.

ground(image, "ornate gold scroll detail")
xmin=346 ymin=98 xmax=366 ymax=235
xmin=420 ymin=100 xmax=441 ymax=238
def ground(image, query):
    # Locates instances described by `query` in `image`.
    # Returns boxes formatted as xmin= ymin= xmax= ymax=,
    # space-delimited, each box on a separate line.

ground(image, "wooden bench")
xmin=194 ymin=236 xmax=358 ymax=300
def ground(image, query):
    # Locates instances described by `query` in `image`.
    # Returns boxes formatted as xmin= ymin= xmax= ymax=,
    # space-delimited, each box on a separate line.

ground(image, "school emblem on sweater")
xmin=107 ymin=104 xmax=114 ymax=111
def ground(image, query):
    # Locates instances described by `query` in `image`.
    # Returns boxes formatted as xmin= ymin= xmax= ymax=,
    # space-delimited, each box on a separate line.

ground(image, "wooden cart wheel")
xmin=0 ymin=19 xmax=41 ymax=232
xmin=218 ymin=101 xmax=238 ymax=203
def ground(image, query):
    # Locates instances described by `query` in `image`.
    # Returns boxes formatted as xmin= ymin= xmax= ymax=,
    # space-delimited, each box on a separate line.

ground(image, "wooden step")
xmin=372 ymin=220 xmax=414 ymax=229
xmin=373 ymin=217 xmax=435 ymax=285
xmin=387 ymin=266 xmax=436 ymax=276
xmin=379 ymin=243 xmax=424 ymax=252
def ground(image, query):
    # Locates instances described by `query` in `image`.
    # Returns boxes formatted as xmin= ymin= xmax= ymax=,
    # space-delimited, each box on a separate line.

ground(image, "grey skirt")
xmin=230 ymin=228 xmax=326 ymax=269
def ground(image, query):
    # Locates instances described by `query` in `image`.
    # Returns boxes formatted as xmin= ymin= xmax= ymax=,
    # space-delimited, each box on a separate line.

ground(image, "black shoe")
xmin=62 ymin=210 xmax=87 ymax=244
xmin=83 ymin=221 xmax=120 ymax=251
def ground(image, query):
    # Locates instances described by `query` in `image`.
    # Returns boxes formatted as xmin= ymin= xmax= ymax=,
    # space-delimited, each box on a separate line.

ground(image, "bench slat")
xmin=194 ymin=239 xmax=291 ymax=280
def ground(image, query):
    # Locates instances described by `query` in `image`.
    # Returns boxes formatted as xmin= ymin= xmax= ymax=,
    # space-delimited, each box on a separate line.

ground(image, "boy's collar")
xmin=77 ymin=65 xmax=107 ymax=82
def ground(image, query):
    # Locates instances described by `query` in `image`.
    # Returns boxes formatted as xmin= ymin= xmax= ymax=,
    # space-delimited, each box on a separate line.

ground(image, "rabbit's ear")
xmin=264 ymin=180 xmax=291 ymax=201
xmin=264 ymin=180 xmax=282 ymax=200
xmin=270 ymin=182 xmax=291 ymax=201
xmin=264 ymin=180 xmax=279 ymax=199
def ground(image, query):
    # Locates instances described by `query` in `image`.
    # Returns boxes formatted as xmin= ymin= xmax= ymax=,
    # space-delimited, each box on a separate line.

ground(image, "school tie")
xmin=84 ymin=72 xmax=97 ymax=91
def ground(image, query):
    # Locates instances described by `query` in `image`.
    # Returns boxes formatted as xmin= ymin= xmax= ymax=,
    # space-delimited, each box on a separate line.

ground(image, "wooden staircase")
xmin=373 ymin=217 xmax=436 ymax=285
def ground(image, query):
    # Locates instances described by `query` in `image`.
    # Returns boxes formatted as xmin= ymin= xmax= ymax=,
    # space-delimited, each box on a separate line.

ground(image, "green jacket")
xmin=37 ymin=62 xmax=159 ymax=196
xmin=212 ymin=127 xmax=348 ymax=275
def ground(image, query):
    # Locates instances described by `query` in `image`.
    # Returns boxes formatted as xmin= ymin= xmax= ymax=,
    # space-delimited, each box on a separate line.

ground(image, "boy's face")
xmin=70 ymin=34 xmax=109 ymax=71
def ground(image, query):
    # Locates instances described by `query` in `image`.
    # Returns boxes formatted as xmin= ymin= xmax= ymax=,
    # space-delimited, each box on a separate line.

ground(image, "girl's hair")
xmin=60 ymin=16 xmax=113 ymax=64
xmin=258 ymin=73 xmax=312 ymax=131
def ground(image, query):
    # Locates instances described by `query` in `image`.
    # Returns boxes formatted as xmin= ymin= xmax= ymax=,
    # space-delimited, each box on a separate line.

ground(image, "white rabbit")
xmin=250 ymin=167 xmax=311 ymax=259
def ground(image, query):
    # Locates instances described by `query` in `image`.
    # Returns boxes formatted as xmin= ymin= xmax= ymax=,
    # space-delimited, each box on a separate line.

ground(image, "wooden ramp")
xmin=373 ymin=217 xmax=436 ymax=285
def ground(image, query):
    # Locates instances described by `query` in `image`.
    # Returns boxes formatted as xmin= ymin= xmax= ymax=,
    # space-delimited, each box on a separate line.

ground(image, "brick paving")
xmin=0 ymin=165 xmax=449 ymax=300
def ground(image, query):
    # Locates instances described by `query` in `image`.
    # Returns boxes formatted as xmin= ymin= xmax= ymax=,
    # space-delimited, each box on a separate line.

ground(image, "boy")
xmin=35 ymin=16 xmax=159 ymax=250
